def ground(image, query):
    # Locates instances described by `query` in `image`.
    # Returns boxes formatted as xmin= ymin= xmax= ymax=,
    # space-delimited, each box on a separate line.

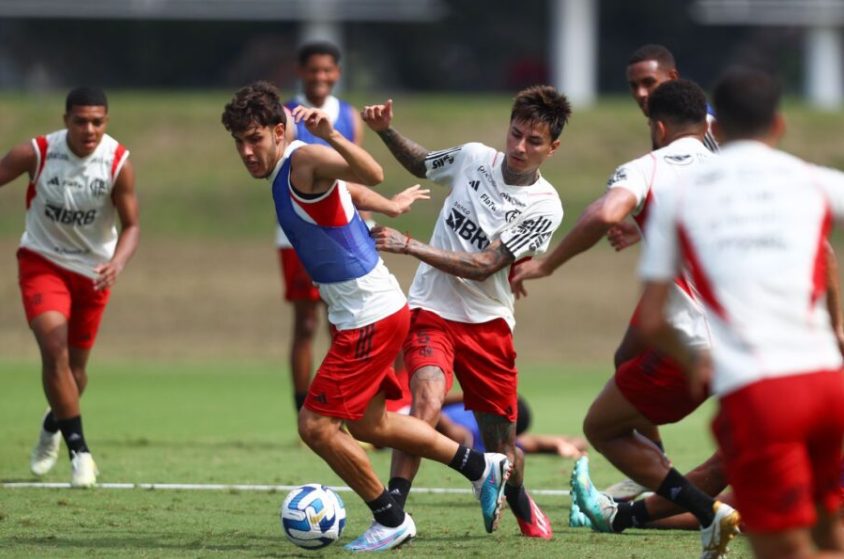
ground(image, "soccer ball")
xmin=280 ymin=484 xmax=346 ymax=549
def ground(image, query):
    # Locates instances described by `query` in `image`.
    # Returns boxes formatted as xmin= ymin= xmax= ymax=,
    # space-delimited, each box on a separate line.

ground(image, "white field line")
xmin=1 ymin=481 xmax=570 ymax=496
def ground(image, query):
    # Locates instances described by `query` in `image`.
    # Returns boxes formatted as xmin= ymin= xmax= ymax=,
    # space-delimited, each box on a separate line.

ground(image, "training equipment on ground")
xmin=280 ymin=484 xmax=346 ymax=549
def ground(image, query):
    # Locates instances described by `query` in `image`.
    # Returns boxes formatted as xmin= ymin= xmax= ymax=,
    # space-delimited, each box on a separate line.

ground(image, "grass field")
xmin=0 ymin=360 xmax=751 ymax=558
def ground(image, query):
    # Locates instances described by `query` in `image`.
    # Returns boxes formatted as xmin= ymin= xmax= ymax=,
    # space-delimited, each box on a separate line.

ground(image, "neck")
xmin=501 ymin=159 xmax=539 ymax=186
xmin=305 ymin=93 xmax=328 ymax=108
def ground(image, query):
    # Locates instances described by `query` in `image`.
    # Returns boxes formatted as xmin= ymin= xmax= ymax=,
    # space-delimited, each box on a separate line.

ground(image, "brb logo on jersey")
xmin=45 ymin=204 xmax=98 ymax=226
xmin=446 ymin=207 xmax=489 ymax=250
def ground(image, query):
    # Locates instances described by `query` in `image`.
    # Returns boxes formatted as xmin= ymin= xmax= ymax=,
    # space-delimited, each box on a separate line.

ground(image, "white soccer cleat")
xmin=603 ymin=477 xmax=650 ymax=502
xmin=344 ymin=513 xmax=416 ymax=552
xmin=70 ymin=451 xmax=98 ymax=488
xmin=30 ymin=428 xmax=61 ymax=477
xmin=700 ymin=501 xmax=741 ymax=559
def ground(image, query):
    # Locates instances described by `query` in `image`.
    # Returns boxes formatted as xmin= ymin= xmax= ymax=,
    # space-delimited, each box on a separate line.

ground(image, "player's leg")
xmin=290 ymin=298 xmax=319 ymax=411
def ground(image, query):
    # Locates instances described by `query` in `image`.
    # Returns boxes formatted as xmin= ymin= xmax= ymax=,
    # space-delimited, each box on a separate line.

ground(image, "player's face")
xmin=63 ymin=105 xmax=108 ymax=158
xmin=626 ymin=60 xmax=677 ymax=116
xmin=505 ymin=119 xmax=559 ymax=174
xmin=298 ymin=54 xmax=340 ymax=104
xmin=232 ymin=122 xmax=285 ymax=179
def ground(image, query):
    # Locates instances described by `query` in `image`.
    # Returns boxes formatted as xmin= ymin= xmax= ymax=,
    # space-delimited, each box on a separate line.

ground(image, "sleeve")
xmin=424 ymin=142 xmax=482 ymax=187
xmin=638 ymin=185 xmax=681 ymax=282
xmin=499 ymin=198 xmax=564 ymax=259
xmin=606 ymin=158 xmax=650 ymax=213
xmin=811 ymin=165 xmax=844 ymax=219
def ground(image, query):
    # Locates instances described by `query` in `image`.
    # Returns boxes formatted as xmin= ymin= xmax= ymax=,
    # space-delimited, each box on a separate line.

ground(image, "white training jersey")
xmin=607 ymin=136 xmax=713 ymax=349
xmin=20 ymin=130 xmax=129 ymax=279
xmin=640 ymin=140 xmax=844 ymax=396
xmin=408 ymin=142 xmax=564 ymax=330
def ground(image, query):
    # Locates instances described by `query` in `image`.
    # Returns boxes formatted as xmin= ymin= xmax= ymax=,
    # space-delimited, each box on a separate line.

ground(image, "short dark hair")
xmin=713 ymin=67 xmax=781 ymax=139
xmin=515 ymin=395 xmax=531 ymax=436
xmin=648 ymin=79 xmax=707 ymax=126
xmin=221 ymin=81 xmax=287 ymax=134
xmin=65 ymin=87 xmax=108 ymax=112
xmin=297 ymin=41 xmax=341 ymax=66
xmin=628 ymin=44 xmax=676 ymax=70
xmin=510 ymin=85 xmax=571 ymax=141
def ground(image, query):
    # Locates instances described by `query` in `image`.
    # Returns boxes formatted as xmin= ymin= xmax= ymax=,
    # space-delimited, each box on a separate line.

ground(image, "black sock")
xmin=294 ymin=392 xmax=307 ymax=411
xmin=388 ymin=477 xmax=412 ymax=508
xmin=366 ymin=489 xmax=404 ymax=528
xmin=57 ymin=416 xmax=89 ymax=457
xmin=504 ymin=484 xmax=532 ymax=521
xmin=42 ymin=410 xmax=59 ymax=433
xmin=448 ymin=445 xmax=486 ymax=481
xmin=611 ymin=499 xmax=651 ymax=532
xmin=656 ymin=468 xmax=715 ymax=527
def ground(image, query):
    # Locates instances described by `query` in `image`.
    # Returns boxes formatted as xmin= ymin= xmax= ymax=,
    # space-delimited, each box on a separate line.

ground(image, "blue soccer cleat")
xmin=472 ymin=452 xmax=512 ymax=533
xmin=570 ymin=456 xmax=617 ymax=533
xmin=568 ymin=500 xmax=594 ymax=529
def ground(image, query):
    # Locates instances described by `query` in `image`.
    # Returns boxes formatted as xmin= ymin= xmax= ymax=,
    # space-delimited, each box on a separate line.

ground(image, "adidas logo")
xmin=670 ymin=487 xmax=682 ymax=500
xmin=48 ymin=176 xmax=60 ymax=186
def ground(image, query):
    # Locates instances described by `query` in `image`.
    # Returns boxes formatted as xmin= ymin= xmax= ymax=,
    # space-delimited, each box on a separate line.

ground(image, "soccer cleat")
xmin=515 ymin=494 xmax=553 ymax=539
xmin=344 ymin=513 xmax=416 ymax=552
xmin=603 ymin=477 xmax=650 ymax=502
xmin=570 ymin=456 xmax=618 ymax=533
xmin=568 ymin=500 xmax=593 ymax=529
xmin=471 ymin=453 xmax=512 ymax=533
xmin=70 ymin=451 xmax=98 ymax=488
xmin=30 ymin=428 xmax=61 ymax=476
xmin=700 ymin=501 xmax=741 ymax=559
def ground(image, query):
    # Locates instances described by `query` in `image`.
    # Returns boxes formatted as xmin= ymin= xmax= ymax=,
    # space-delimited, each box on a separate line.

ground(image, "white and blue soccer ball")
xmin=280 ymin=484 xmax=346 ymax=549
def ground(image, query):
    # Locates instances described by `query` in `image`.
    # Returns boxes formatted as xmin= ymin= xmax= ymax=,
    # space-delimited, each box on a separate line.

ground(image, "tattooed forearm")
xmin=377 ymin=128 xmax=429 ymax=178
xmin=406 ymin=239 xmax=514 ymax=281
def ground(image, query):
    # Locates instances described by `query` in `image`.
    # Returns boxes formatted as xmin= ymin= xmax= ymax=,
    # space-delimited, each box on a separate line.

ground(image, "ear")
xmin=770 ymin=112 xmax=786 ymax=142
xmin=668 ymin=68 xmax=680 ymax=80
xmin=656 ymin=120 xmax=669 ymax=143
xmin=548 ymin=138 xmax=561 ymax=156
xmin=273 ymin=122 xmax=286 ymax=143
xmin=711 ymin=120 xmax=725 ymax=145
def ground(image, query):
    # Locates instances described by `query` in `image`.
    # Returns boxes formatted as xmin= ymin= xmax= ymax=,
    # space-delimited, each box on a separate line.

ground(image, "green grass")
xmin=0 ymin=359 xmax=751 ymax=557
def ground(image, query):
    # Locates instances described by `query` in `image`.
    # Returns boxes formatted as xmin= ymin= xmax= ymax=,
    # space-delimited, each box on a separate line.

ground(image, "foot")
xmin=343 ymin=514 xmax=416 ymax=552
xmin=603 ymin=477 xmax=650 ymax=502
xmin=515 ymin=493 xmax=553 ymax=539
xmin=568 ymin=500 xmax=593 ymax=529
xmin=570 ymin=456 xmax=618 ymax=533
xmin=700 ymin=501 xmax=741 ymax=559
xmin=471 ymin=453 xmax=511 ymax=533
xmin=70 ymin=451 xmax=98 ymax=488
xmin=30 ymin=428 xmax=61 ymax=476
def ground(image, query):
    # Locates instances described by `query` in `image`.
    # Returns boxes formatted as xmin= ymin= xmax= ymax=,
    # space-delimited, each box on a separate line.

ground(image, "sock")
xmin=611 ymin=499 xmax=651 ymax=532
xmin=656 ymin=468 xmax=715 ymax=527
xmin=448 ymin=444 xmax=486 ymax=481
xmin=57 ymin=416 xmax=90 ymax=457
xmin=366 ymin=489 xmax=404 ymax=528
xmin=388 ymin=477 xmax=412 ymax=508
xmin=294 ymin=392 xmax=307 ymax=411
xmin=42 ymin=410 xmax=59 ymax=433
xmin=504 ymin=483 xmax=532 ymax=521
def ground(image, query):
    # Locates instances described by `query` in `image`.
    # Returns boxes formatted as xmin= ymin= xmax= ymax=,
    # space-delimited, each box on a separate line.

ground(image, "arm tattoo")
xmin=408 ymin=240 xmax=514 ymax=281
xmin=377 ymin=127 xmax=429 ymax=179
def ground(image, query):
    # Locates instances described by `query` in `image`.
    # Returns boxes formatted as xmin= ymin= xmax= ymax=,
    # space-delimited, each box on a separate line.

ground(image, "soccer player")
xmin=276 ymin=41 xmax=369 ymax=412
xmin=0 ymin=87 xmax=140 ymax=487
xmin=638 ymin=66 xmax=844 ymax=559
xmin=510 ymin=80 xmax=740 ymax=558
xmin=222 ymin=81 xmax=512 ymax=551
xmin=362 ymin=85 xmax=570 ymax=539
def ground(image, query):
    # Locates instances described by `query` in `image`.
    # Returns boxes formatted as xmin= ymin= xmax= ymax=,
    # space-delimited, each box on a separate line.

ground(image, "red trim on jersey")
xmin=810 ymin=205 xmax=833 ymax=309
xmin=25 ymin=135 xmax=49 ymax=210
xmin=678 ymin=224 xmax=728 ymax=321
xmin=632 ymin=154 xmax=658 ymax=230
xmin=291 ymin=181 xmax=350 ymax=226
xmin=111 ymin=144 xmax=127 ymax=180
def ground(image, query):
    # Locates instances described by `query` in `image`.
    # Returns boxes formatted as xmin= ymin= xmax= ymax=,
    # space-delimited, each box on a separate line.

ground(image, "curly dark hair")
xmin=628 ymin=44 xmax=676 ymax=70
xmin=648 ymin=79 xmax=707 ymax=126
xmin=221 ymin=81 xmax=287 ymax=134
xmin=713 ymin=67 xmax=781 ymax=138
xmin=510 ymin=85 xmax=572 ymax=141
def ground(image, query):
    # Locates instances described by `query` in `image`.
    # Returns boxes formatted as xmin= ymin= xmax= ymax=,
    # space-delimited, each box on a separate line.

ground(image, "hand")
xmin=93 ymin=260 xmax=124 ymax=291
xmin=291 ymin=106 xmax=334 ymax=140
xmin=361 ymin=99 xmax=394 ymax=132
xmin=370 ymin=224 xmax=410 ymax=254
xmin=390 ymin=184 xmax=430 ymax=216
xmin=687 ymin=349 xmax=713 ymax=401
xmin=509 ymin=259 xmax=550 ymax=300
xmin=607 ymin=221 xmax=641 ymax=252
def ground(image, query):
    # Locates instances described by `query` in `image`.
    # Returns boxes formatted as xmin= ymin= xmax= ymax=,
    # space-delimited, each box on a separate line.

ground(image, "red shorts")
xmin=278 ymin=248 xmax=321 ymax=303
xmin=614 ymin=350 xmax=707 ymax=425
xmin=713 ymin=370 xmax=844 ymax=533
xmin=305 ymin=306 xmax=410 ymax=421
xmin=17 ymin=248 xmax=110 ymax=350
xmin=402 ymin=308 xmax=518 ymax=422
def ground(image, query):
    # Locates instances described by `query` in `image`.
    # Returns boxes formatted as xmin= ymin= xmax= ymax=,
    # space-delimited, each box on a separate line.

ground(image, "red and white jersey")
xmin=408 ymin=142 xmax=563 ymax=330
xmin=20 ymin=130 xmax=129 ymax=279
xmin=640 ymin=140 xmax=844 ymax=396
xmin=608 ymin=136 xmax=713 ymax=349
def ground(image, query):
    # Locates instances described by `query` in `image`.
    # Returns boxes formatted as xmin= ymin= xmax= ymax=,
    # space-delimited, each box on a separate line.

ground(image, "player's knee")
xmin=582 ymin=412 xmax=606 ymax=448
xmin=410 ymin=388 xmax=443 ymax=423
xmin=38 ymin=336 xmax=69 ymax=371
xmin=297 ymin=413 xmax=333 ymax=449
